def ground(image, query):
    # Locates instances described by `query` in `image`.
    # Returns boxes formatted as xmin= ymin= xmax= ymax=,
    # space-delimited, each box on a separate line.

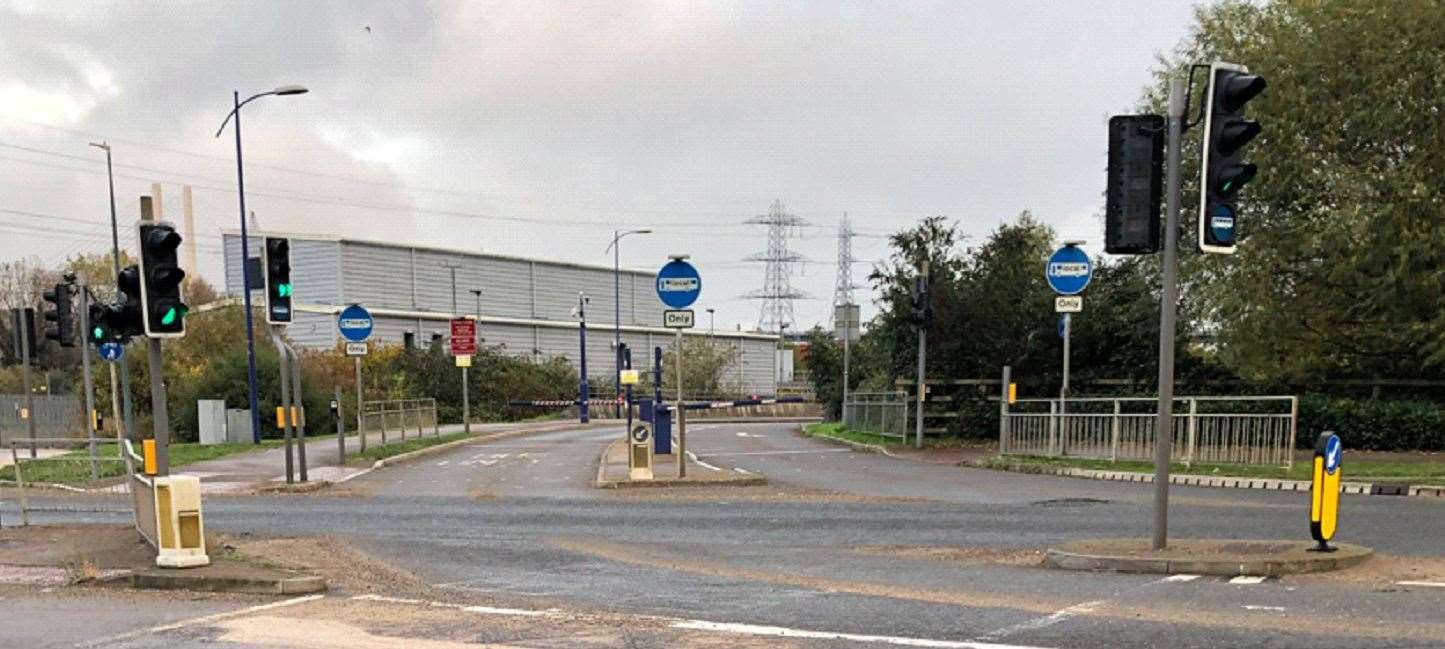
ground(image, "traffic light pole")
xmin=79 ymin=285 xmax=99 ymax=481
xmin=19 ymin=310 xmax=35 ymax=459
xmin=269 ymin=327 xmax=295 ymax=484
xmin=288 ymin=341 xmax=307 ymax=483
xmin=914 ymin=261 xmax=929 ymax=450
xmin=1152 ymin=76 xmax=1187 ymax=551
xmin=146 ymin=338 xmax=169 ymax=476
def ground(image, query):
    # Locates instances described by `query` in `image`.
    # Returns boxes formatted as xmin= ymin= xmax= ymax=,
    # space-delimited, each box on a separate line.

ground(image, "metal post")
xmin=1111 ymin=399 xmax=1122 ymax=463
xmin=355 ymin=357 xmax=365 ymax=452
xmin=335 ymin=385 xmax=344 ymax=464
xmin=578 ymin=293 xmax=590 ymax=423
xmin=1060 ymin=312 xmax=1070 ymax=455
xmin=271 ymin=328 xmax=294 ymax=483
xmin=13 ymin=444 xmax=29 ymax=526
xmin=675 ymin=329 xmax=686 ymax=478
xmin=842 ymin=311 xmax=851 ymax=423
xmin=1152 ymin=75 xmax=1187 ymax=550
xmin=80 ymin=286 xmax=99 ymax=480
xmin=147 ymin=339 xmax=169 ymax=476
xmin=1185 ymin=398 xmax=1198 ymax=468
xmin=19 ymin=310 xmax=35 ymax=458
xmin=231 ymin=91 xmax=264 ymax=445
xmin=999 ymin=365 xmax=1010 ymax=455
xmin=446 ymin=264 xmax=469 ymax=434
xmin=92 ymin=141 xmax=134 ymax=444
xmin=613 ymin=231 xmax=622 ymax=419
xmin=623 ymin=345 xmax=634 ymax=439
xmin=289 ymin=343 xmax=307 ymax=482
xmin=1048 ymin=400 xmax=1058 ymax=457
xmin=914 ymin=261 xmax=928 ymax=449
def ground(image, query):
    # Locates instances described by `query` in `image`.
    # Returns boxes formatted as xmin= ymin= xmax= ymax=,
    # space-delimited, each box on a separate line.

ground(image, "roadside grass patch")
xmin=0 ymin=440 xmax=286 ymax=486
xmin=351 ymin=431 xmax=472 ymax=463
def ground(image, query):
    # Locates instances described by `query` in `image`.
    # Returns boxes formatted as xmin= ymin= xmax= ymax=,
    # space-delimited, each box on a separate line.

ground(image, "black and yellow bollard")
xmin=1309 ymin=431 xmax=1342 ymax=552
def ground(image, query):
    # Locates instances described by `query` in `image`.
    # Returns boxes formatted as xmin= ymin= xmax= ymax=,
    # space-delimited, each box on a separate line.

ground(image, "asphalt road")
xmin=8 ymin=421 xmax=1445 ymax=648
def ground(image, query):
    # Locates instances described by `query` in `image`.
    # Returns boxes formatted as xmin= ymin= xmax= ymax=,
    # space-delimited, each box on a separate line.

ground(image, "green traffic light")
xmin=278 ymin=283 xmax=292 ymax=298
xmin=161 ymin=307 xmax=178 ymax=326
xmin=92 ymin=326 xmax=104 ymax=340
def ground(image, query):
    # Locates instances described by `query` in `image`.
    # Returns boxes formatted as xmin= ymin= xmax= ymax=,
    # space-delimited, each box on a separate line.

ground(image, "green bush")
xmin=1298 ymin=395 xmax=1445 ymax=452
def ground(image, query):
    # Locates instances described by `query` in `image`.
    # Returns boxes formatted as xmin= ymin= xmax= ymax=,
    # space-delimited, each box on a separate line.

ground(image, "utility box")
xmin=629 ymin=423 xmax=654 ymax=481
xmin=152 ymin=475 xmax=209 ymax=568
xmin=197 ymin=400 xmax=227 ymax=445
xmin=639 ymin=400 xmax=672 ymax=455
xmin=225 ymin=409 xmax=252 ymax=444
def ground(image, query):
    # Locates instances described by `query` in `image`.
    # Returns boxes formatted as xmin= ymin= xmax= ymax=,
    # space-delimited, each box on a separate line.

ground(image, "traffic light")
xmin=88 ymin=300 xmax=132 ymax=345
xmin=263 ymin=237 xmax=293 ymax=325
xmin=116 ymin=264 xmax=146 ymax=338
xmin=909 ymin=275 xmax=933 ymax=328
xmin=42 ymin=282 xmax=75 ymax=347
xmin=1105 ymin=115 xmax=1164 ymax=254
xmin=1199 ymin=62 xmax=1266 ymax=254
xmin=137 ymin=223 xmax=187 ymax=336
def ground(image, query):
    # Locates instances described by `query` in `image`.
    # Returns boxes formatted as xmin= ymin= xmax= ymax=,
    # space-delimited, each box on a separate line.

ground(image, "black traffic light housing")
xmin=115 ymin=265 xmax=145 ymax=339
xmin=1105 ymin=115 xmax=1164 ymax=254
xmin=1199 ymin=62 xmax=1266 ymax=254
xmin=87 ymin=301 xmax=126 ymax=346
xmin=137 ymin=222 xmax=187 ymax=336
xmin=42 ymin=281 xmax=76 ymax=347
xmin=263 ymin=237 xmax=293 ymax=325
xmin=909 ymin=275 xmax=933 ymax=328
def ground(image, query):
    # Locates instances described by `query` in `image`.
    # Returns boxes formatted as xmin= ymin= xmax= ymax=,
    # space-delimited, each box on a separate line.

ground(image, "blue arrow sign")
xmin=1324 ymin=434 xmax=1341 ymax=475
xmin=656 ymin=259 xmax=702 ymax=309
xmin=1045 ymin=245 xmax=1093 ymax=296
xmin=337 ymin=304 xmax=374 ymax=343
xmin=98 ymin=342 xmax=124 ymax=362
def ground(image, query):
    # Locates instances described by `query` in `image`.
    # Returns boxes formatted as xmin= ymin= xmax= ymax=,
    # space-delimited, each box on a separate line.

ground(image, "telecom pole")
xmin=1152 ymin=76 xmax=1187 ymax=550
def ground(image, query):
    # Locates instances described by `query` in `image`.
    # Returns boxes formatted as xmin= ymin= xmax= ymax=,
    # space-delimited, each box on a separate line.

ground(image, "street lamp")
xmin=215 ymin=85 xmax=309 ymax=444
xmin=606 ymin=228 xmax=651 ymax=417
xmin=89 ymin=141 xmax=134 ymax=441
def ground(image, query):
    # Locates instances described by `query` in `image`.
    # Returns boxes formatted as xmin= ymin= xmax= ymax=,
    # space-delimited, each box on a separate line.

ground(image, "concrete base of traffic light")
xmin=1046 ymin=538 xmax=1373 ymax=577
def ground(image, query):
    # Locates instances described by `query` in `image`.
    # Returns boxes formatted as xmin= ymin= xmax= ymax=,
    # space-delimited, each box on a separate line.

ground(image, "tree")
xmin=1145 ymin=0 xmax=1445 ymax=383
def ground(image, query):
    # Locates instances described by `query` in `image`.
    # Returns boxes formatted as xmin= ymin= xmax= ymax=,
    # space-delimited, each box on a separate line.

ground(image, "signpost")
xmin=1310 ymin=432 xmax=1343 ymax=551
xmin=450 ymin=317 xmax=476 ymax=433
xmin=834 ymin=303 xmax=861 ymax=423
xmin=1046 ymin=242 xmax=1092 ymax=429
xmin=337 ymin=304 xmax=373 ymax=452
xmin=656 ymin=256 xmax=699 ymax=478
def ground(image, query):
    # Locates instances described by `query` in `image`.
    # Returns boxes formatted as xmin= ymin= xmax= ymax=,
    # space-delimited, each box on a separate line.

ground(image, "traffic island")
xmin=1046 ymin=538 xmax=1373 ymax=576
xmin=593 ymin=438 xmax=766 ymax=489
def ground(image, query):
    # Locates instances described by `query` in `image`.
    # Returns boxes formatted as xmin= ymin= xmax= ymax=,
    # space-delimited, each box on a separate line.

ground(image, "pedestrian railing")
xmin=358 ymin=398 xmax=440 ymax=447
xmin=5 ymin=438 xmax=132 ymax=527
xmin=843 ymin=391 xmax=910 ymax=439
xmin=1000 ymin=396 xmax=1298 ymax=468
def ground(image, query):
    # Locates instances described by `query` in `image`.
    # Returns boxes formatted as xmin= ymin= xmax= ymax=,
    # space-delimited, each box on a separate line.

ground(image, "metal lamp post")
xmin=607 ymin=228 xmax=651 ymax=418
xmin=215 ymin=84 xmax=308 ymax=444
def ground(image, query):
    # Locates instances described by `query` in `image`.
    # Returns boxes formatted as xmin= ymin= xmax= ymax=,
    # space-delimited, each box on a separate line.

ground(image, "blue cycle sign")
xmin=655 ymin=259 xmax=701 ymax=309
xmin=337 ymin=304 xmax=374 ymax=342
xmin=98 ymin=342 xmax=124 ymax=362
xmin=1045 ymin=245 xmax=1092 ymax=296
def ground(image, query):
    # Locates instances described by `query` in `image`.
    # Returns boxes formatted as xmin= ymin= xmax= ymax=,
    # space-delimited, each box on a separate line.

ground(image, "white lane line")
xmin=734 ymin=467 xmax=753 ymax=475
xmin=685 ymin=451 xmax=723 ymax=472
xmin=354 ymin=593 xmax=552 ymax=616
xmin=1229 ymin=576 xmax=1269 ymax=585
xmin=1396 ymin=581 xmax=1445 ymax=588
xmin=1162 ymin=574 xmax=1200 ymax=582
xmin=973 ymin=600 xmax=1108 ymax=642
xmin=1243 ymin=605 xmax=1286 ymax=612
xmin=697 ymin=449 xmax=852 ymax=457
xmin=79 ymin=594 xmax=324 ymax=647
xmin=673 ymin=619 xmax=1054 ymax=649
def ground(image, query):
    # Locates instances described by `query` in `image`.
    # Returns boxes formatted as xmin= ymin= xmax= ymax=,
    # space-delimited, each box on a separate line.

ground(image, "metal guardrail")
xmin=1000 ymin=396 xmax=1298 ymax=468
xmin=359 ymin=398 xmax=440 ymax=447
xmin=6 ymin=438 xmax=131 ymax=527
xmin=843 ymin=391 xmax=910 ymax=439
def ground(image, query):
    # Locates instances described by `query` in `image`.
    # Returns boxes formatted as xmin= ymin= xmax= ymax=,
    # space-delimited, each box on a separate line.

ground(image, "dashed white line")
xmin=673 ymin=619 xmax=1056 ymax=649
xmin=1162 ymin=574 xmax=1200 ymax=582
xmin=1229 ymin=576 xmax=1269 ymax=585
xmin=1243 ymin=605 xmax=1286 ymax=612
xmin=975 ymin=600 xmax=1108 ymax=641
xmin=698 ymin=449 xmax=852 ymax=457
xmin=1396 ymin=581 xmax=1445 ymax=588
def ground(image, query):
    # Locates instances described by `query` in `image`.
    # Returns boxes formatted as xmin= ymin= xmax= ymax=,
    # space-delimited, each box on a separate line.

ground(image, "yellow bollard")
xmin=142 ymin=439 xmax=157 ymax=476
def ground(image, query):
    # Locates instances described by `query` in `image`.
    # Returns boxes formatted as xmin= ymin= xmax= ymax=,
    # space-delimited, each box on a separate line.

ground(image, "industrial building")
xmin=221 ymin=232 xmax=781 ymax=394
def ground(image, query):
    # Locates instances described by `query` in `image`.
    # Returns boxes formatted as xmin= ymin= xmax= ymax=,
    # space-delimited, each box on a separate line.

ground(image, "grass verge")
xmin=981 ymin=455 xmax=1445 ymax=483
xmin=350 ymin=431 xmax=472 ymax=463
xmin=0 ymin=440 xmax=285 ymax=486
xmin=803 ymin=422 xmax=903 ymax=448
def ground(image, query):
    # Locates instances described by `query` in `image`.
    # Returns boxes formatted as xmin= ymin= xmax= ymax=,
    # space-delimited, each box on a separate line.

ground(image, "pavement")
xmin=593 ymin=435 xmax=766 ymax=488
xmin=4 ymin=420 xmax=1445 ymax=648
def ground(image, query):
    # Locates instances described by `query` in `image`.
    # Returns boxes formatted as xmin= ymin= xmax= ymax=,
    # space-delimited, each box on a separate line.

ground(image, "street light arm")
xmin=214 ymin=89 xmax=303 ymax=137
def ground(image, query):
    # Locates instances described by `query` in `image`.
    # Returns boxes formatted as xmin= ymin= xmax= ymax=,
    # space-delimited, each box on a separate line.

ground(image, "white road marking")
xmin=975 ymin=600 xmax=1108 ymax=641
xmin=698 ymin=449 xmax=852 ymax=457
xmin=353 ymin=593 xmax=551 ymax=616
xmin=734 ymin=467 xmax=753 ymax=475
xmin=436 ymin=460 xmax=449 ymax=466
xmin=1229 ymin=576 xmax=1269 ymax=585
xmin=673 ymin=619 xmax=1054 ymax=649
xmin=1243 ymin=605 xmax=1286 ymax=612
xmin=1396 ymin=581 xmax=1445 ymax=588
xmin=685 ymin=451 xmax=723 ymax=472
xmin=79 ymin=594 xmax=324 ymax=647
xmin=1162 ymin=574 xmax=1200 ymax=582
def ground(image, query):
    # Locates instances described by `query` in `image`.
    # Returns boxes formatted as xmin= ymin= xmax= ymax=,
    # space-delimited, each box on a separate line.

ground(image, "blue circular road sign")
xmin=656 ymin=259 xmax=702 ymax=309
xmin=98 ymin=342 xmax=124 ymax=362
xmin=337 ymin=304 xmax=374 ymax=343
xmin=1045 ymin=245 xmax=1093 ymax=296
xmin=1324 ymin=435 xmax=1341 ymax=475
xmin=1209 ymin=204 xmax=1237 ymax=246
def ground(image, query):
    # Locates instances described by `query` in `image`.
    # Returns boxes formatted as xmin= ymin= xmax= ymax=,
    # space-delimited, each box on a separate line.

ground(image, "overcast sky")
xmin=0 ymin=0 xmax=1198 ymax=331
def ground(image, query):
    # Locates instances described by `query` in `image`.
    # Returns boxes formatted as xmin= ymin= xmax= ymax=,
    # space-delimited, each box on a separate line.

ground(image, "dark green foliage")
xmin=1299 ymin=396 xmax=1445 ymax=452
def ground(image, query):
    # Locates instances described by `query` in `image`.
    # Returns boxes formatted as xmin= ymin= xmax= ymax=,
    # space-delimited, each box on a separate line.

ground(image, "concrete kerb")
xmin=123 ymin=566 xmax=327 ymax=595
xmin=1045 ymin=539 xmax=1374 ymax=577
xmin=979 ymin=459 xmax=1445 ymax=500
